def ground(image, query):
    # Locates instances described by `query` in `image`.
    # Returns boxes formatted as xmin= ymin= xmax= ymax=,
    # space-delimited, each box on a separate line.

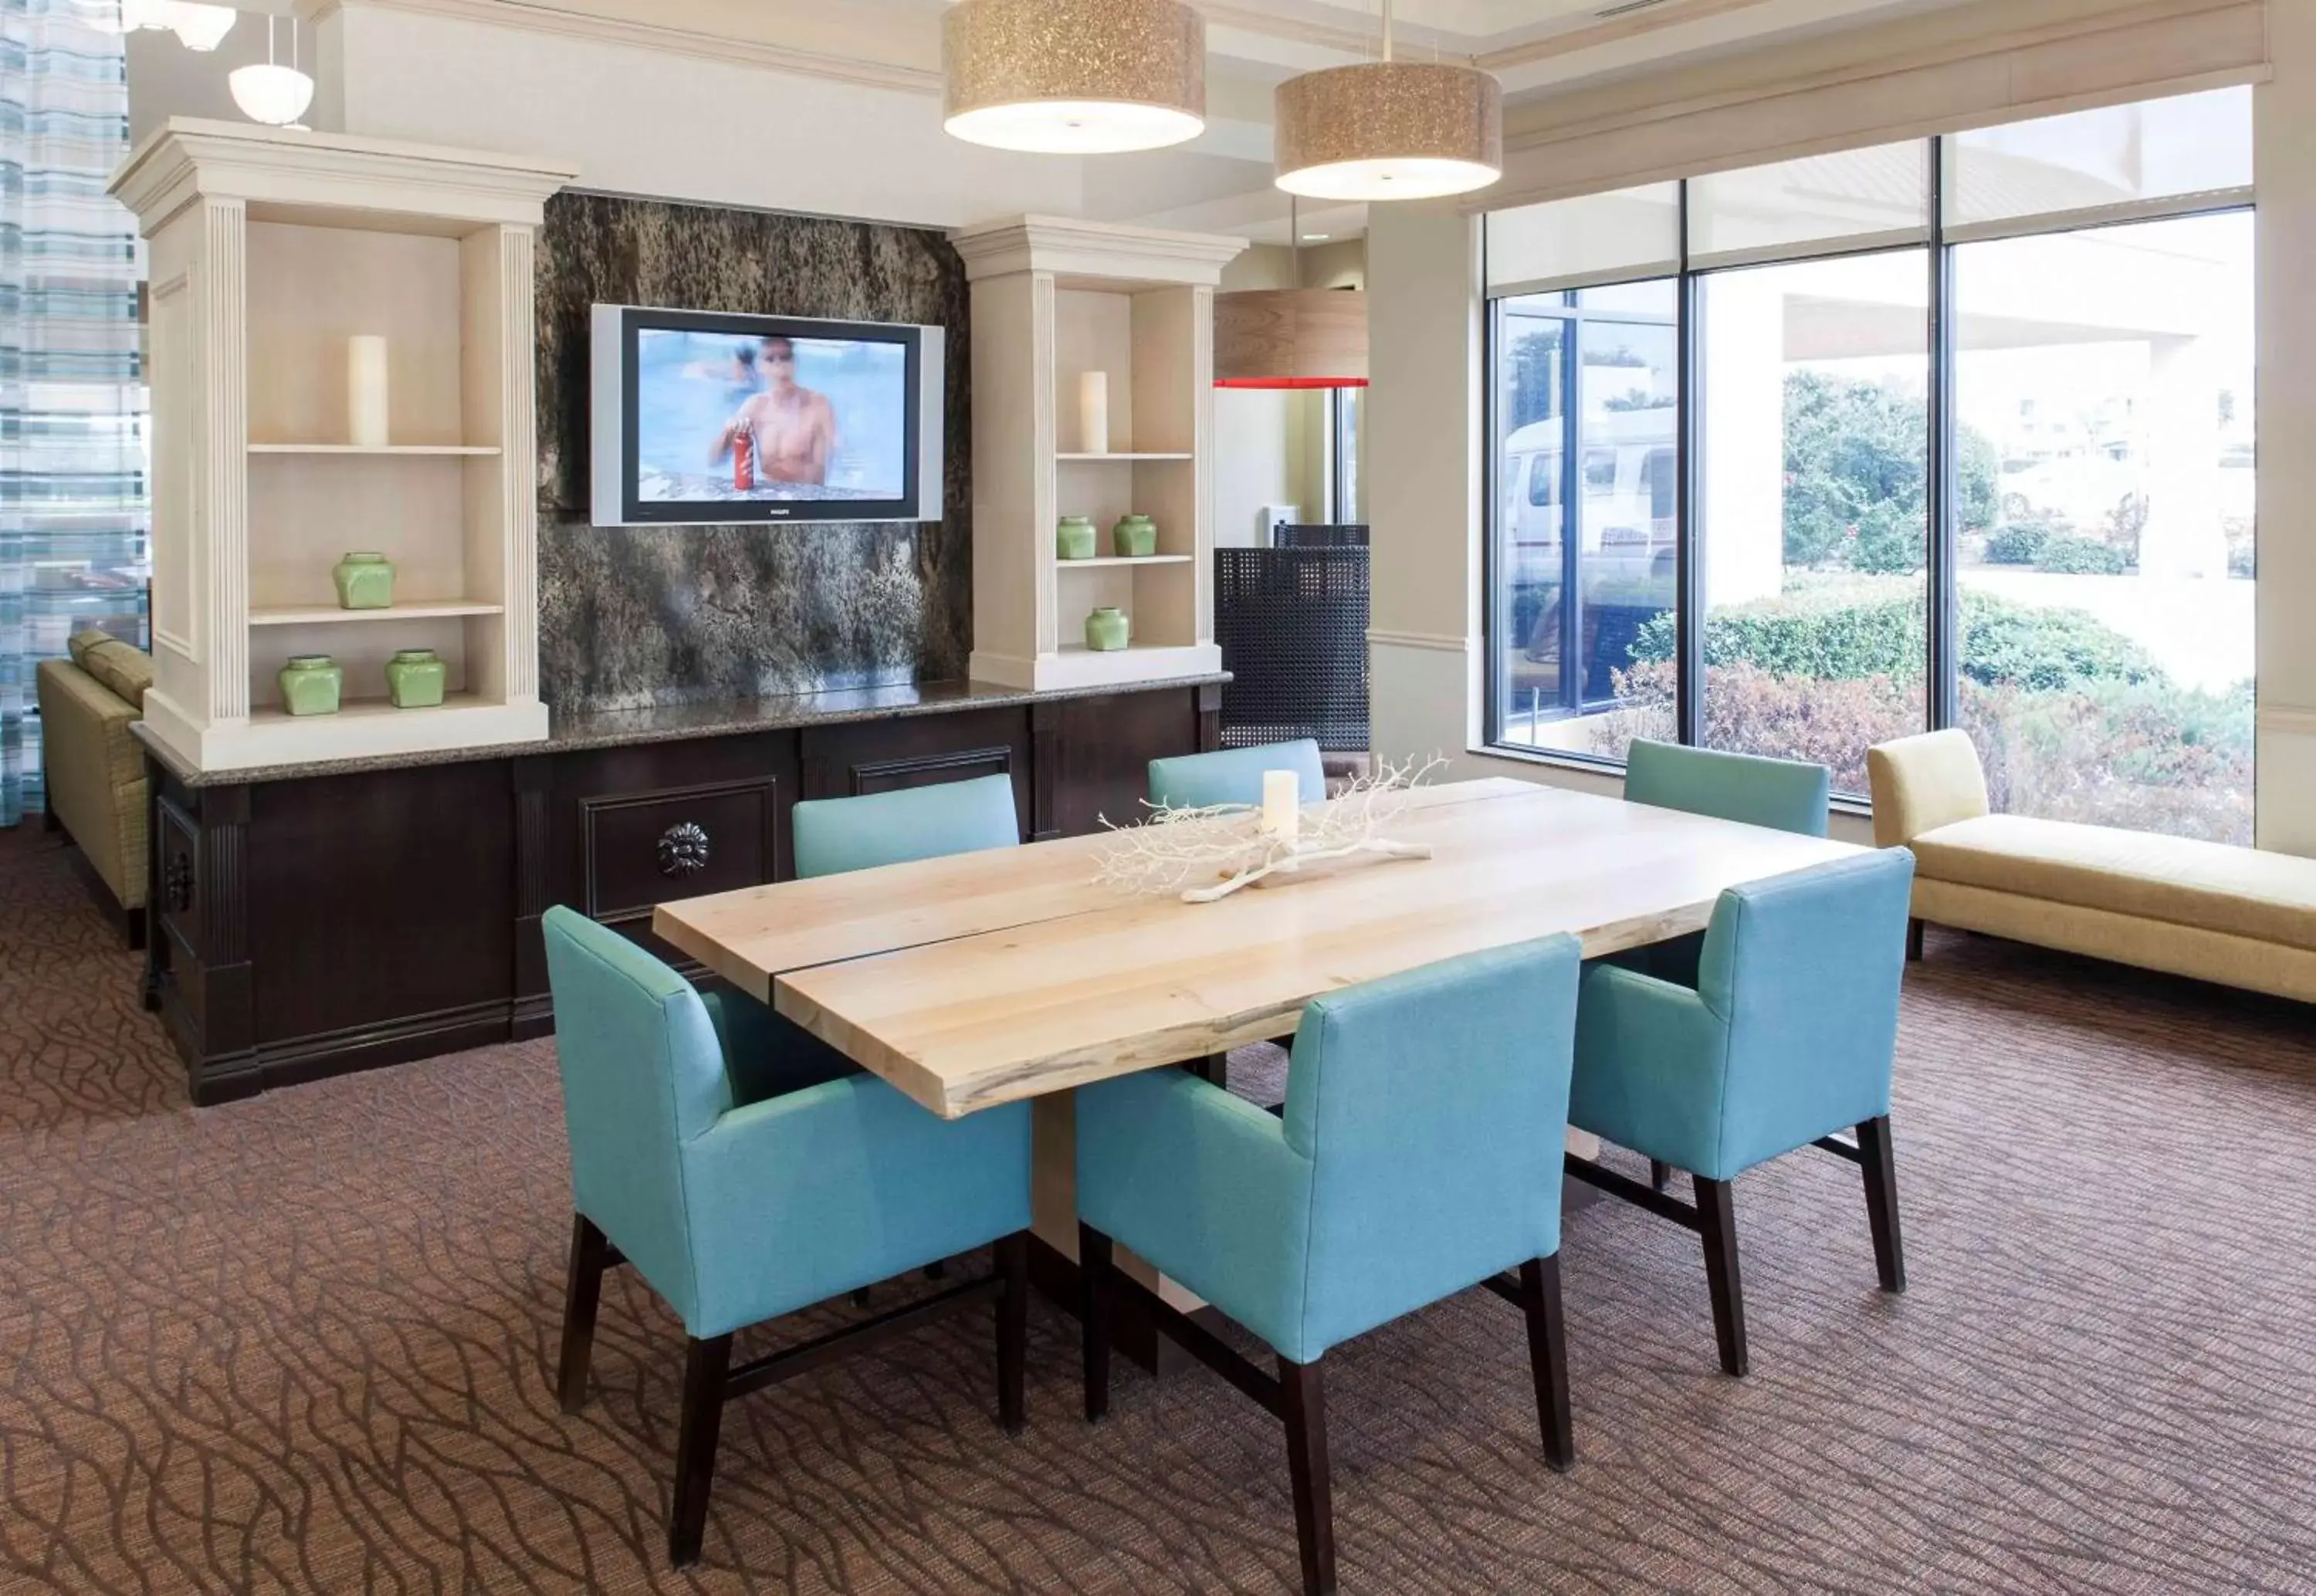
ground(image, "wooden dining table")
xmin=654 ymin=776 xmax=1864 ymax=1301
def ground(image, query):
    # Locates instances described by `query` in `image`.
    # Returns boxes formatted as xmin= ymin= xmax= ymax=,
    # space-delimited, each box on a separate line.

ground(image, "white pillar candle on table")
xmin=347 ymin=335 xmax=390 ymax=447
xmin=1078 ymin=370 xmax=1109 ymax=455
xmin=1261 ymin=767 xmax=1300 ymax=847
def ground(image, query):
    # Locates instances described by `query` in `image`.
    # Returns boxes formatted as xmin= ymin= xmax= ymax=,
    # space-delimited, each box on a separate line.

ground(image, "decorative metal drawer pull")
xmin=657 ymin=822 xmax=711 ymax=877
xmin=164 ymin=854 xmax=195 ymax=913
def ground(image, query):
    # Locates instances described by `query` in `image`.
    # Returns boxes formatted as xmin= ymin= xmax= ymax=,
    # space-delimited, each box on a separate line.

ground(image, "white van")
xmin=1502 ymin=407 xmax=1678 ymax=590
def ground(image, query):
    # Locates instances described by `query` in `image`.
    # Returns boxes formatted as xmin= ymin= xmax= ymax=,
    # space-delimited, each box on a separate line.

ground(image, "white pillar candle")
xmin=347 ymin=334 xmax=390 ymax=448
xmin=1078 ymin=370 xmax=1109 ymax=455
xmin=1261 ymin=767 xmax=1300 ymax=847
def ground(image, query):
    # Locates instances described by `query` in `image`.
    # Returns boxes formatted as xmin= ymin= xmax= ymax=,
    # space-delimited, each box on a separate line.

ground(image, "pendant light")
xmin=230 ymin=16 xmax=315 ymax=129
xmin=1274 ymin=0 xmax=1502 ymax=201
xmin=169 ymin=3 xmax=235 ymax=51
xmin=119 ymin=0 xmax=174 ymax=30
xmin=1216 ymin=198 xmax=1368 ymax=389
xmin=943 ymin=0 xmax=1204 ymax=155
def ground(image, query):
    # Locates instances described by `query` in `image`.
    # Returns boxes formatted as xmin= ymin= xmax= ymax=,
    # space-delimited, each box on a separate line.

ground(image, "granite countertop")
xmin=132 ymin=672 xmax=1231 ymax=788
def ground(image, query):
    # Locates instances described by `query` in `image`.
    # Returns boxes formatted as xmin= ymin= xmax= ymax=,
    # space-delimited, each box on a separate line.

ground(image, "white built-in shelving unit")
xmin=949 ymin=216 xmax=1245 ymax=692
xmin=110 ymin=118 xmax=576 ymax=772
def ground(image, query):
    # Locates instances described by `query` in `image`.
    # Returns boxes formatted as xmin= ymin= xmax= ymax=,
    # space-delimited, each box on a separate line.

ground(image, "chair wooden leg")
xmin=1519 ymin=1255 xmax=1576 ymax=1471
xmin=1905 ymin=917 xmax=1925 ymax=962
xmin=1278 ymin=1355 xmax=1336 ymax=1596
xmin=996 ymin=1230 xmax=1028 ymax=1435
xmin=1078 ymin=1222 xmax=1114 ymax=1423
xmin=669 ymin=1333 xmax=734 ymax=1569
xmin=1694 ymin=1176 xmax=1749 ymax=1378
xmin=1857 ymin=1115 xmax=1907 ymax=1293
xmin=557 ymin=1213 xmax=612 ymax=1413
xmin=1649 ymin=1159 xmax=1672 ymax=1193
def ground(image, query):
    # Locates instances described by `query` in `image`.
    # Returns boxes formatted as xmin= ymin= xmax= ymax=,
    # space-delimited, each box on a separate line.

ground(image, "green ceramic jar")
xmin=1084 ymin=606 xmax=1130 ymax=651
xmin=333 ymin=550 xmax=395 ymax=610
xmin=278 ymin=655 xmax=342 ymax=716
xmin=1112 ymin=514 xmax=1157 ymax=558
xmin=1056 ymin=515 xmax=1098 ymax=561
xmin=384 ymin=648 xmax=447 ymax=708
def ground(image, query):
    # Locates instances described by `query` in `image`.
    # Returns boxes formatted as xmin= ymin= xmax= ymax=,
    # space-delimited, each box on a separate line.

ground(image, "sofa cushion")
xmin=75 ymin=637 xmax=153 ymax=710
xmin=1911 ymin=813 xmax=2316 ymax=954
xmin=66 ymin=629 xmax=110 ymax=668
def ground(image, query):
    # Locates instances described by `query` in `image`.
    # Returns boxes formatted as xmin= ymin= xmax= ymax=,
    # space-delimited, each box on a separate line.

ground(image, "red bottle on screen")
xmin=732 ymin=423 xmax=755 ymax=492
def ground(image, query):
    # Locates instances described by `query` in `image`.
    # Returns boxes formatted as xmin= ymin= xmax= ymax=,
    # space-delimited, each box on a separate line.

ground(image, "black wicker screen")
xmin=1272 ymin=522 xmax=1370 ymax=547
xmin=1214 ymin=545 xmax=1370 ymax=752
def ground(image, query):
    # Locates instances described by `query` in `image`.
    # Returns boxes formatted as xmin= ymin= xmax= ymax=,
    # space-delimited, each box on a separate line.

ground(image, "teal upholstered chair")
xmin=1566 ymin=850 xmax=1915 ymax=1378
xmin=724 ymin=773 xmax=1027 ymax=1101
xmin=1076 ymin=936 xmax=1585 ymax=1596
xmin=792 ymin=771 xmax=1021 ymax=878
xmin=543 ymin=906 xmax=1034 ymax=1568
xmin=1624 ymin=739 xmax=1831 ymax=837
xmin=1147 ymin=738 xmax=1326 ymax=812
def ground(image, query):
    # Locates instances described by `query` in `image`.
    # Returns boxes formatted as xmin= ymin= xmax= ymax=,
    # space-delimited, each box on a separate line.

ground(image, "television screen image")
xmin=632 ymin=329 xmax=910 ymax=506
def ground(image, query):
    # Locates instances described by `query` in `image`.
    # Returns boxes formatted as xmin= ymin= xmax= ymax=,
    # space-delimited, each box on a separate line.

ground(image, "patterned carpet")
xmin=3 ymin=823 xmax=2314 ymax=1594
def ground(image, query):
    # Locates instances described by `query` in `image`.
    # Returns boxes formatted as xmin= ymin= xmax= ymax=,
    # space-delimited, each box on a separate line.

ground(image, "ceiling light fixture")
xmin=229 ymin=16 xmax=315 ymax=128
xmin=169 ymin=2 xmax=235 ymax=51
xmin=120 ymin=0 xmax=175 ymax=30
xmin=943 ymin=0 xmax=1204 ymax=155
xmin=1273 ymin=0 xmax=1502 ymax=202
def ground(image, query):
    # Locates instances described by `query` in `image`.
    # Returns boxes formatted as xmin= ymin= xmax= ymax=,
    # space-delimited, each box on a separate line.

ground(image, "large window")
xmin=1491 ymin=284 xmax=1678 ymax=758
xmin=1483 ymin=87 xmax=2255 ymax=840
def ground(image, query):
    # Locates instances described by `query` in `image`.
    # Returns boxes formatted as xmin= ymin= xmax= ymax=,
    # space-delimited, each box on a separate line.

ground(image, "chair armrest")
xmin=1865 ymin=729 xmax=1989 ymax=848
xmin=675 ymin=1074 xmax=1032 ymax=1337
xmin=1075 ymin=1067 xmax=1315 ymax=1357
xmin=1570 ymin=962 xmax=1732 ymax=1178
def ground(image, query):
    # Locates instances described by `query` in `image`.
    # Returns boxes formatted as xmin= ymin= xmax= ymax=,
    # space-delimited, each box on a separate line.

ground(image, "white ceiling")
xmin=128 ymin=0 xmax=1972 ymax=245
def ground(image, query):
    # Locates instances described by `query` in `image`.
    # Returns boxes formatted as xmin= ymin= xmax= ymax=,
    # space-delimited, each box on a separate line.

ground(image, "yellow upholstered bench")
xmin=1865 ymin=729 xmax=2316 ymax=1004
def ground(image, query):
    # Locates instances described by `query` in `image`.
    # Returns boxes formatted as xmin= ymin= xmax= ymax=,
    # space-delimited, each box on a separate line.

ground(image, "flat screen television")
xmin=590 ymin=305 xmax=943 ymax=526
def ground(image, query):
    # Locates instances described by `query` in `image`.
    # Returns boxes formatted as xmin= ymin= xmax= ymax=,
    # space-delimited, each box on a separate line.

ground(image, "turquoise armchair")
xmin=1567 ymin=850 xmax=1915 ymax=1376
xmin=1624 ymin=739 xmax=1830 ymax=836
xmin=1075 ymin=935 xmax=1585 ymax=1595
xmin=1147 ymin=738 xmax=1326 ymax=811
xmin=543 ymin=907 xmax=1033 ymax=1568
xmin=720 ymin=772 xmax=1028 ymax=1101
xmin=791 ymin=770 xmax=1020 ymax=878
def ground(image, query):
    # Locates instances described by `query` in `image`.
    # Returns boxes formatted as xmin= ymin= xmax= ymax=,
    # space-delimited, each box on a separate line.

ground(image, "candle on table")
xmin=1078 ymin=370 xmax=1109 ymax=455
xmin=1261 ymin=768 xmax=1300 ymax=847
xmin=347 ymin=334 xmax=389 ymax=448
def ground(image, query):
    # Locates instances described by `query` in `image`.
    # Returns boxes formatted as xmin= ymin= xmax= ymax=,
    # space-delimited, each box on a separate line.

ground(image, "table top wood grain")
xmin=654 ymin=779 xmax=1863 ymax=1119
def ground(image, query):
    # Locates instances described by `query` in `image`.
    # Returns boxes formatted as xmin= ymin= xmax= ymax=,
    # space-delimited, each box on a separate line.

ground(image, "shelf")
xmin=250 ymin=691 xmax=499 ymax=725
xmin=1056 ymin=452 xmax=1194 ymax=462
xmin=249 ymin=443 xmax=503 ymax=457
xmin=1056 ymin=555 xmax=1194 ymax=570
xmin=249 ymin=600 xmax=506 ymax=627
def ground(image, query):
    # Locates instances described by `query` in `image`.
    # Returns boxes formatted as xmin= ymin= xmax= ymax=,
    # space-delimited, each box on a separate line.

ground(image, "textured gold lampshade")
xmin=943 ymin=0 xmax=1206 ymax=155
xmin=1275 ymin=61 xmax=1503 ymax=201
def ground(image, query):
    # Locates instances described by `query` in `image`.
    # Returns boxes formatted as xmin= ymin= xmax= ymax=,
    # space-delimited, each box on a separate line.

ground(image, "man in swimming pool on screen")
xmin=710 ymin=336 xmax=837 ymax=487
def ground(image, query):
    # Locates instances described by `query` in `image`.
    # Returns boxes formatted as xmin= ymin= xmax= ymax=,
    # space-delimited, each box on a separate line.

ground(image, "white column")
xmin=2138 ymin=334 xmax=2226 ymax=581
xmin=1700 ymin=269 xmax=1786 ymax=610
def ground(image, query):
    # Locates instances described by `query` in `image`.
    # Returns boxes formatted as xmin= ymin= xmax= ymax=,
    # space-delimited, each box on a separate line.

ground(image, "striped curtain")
xmin=0 ymin=0 xmax=146 ymax=827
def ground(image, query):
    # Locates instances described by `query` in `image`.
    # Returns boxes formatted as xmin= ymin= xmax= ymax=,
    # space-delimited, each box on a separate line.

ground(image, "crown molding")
xmin=1501 ymin=0 xmax=2257 ymax=151
xmin=111 ymin=115 xmax=578 ymax=233
xmin=949 ymin=214 xmax=1249 ymax=283
xmin=294 ymin=0 xmax=943 ymax=96
xmin=1476 ymin=0 xmax=1778 ymax=69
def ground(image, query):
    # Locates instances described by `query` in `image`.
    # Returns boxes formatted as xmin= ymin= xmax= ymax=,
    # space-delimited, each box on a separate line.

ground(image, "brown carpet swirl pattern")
xmin=2 ymin=823 xmax=2314 ymax=1593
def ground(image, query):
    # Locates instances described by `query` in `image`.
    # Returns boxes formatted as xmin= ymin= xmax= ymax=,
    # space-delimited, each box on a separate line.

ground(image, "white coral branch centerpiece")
xmin=1095 ymin=756 xmax=1444 ymax=903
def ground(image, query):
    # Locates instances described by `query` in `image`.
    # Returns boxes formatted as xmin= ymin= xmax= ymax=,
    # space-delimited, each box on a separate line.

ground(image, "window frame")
xmin=1479 ymin=113 xmax=2257 ymax=788
xmin=1485 ymin=285 xmax=1681 ymax=746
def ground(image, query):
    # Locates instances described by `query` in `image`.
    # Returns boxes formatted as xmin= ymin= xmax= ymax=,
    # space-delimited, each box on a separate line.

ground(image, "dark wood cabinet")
xmin=145 ymin=680 xmax=1221 ymax=1105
